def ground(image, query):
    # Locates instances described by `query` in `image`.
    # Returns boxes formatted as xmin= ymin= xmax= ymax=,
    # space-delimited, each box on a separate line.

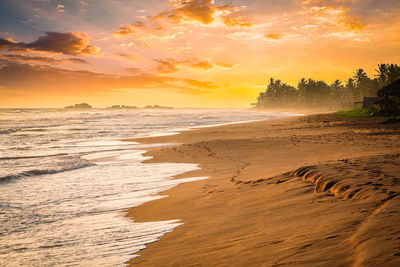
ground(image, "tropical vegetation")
xmin=255 ymin=63 xmax=400 ymax=109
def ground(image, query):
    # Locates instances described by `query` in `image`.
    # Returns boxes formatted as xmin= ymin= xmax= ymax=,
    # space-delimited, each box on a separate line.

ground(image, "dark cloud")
xmin=0 ymin=54 xmax=88 ymax=64
xmin=67 ymin=58 xmax=88 ymax=64
xmin=0 ymin=32 xmax=100 ymax=56
xmin=0 ymin=62 xmax=217 ymax=95
xmin=0 ymin=38 xmax=17 ymax=50
xmin=116 ymin=53 xmax=139 ymax=61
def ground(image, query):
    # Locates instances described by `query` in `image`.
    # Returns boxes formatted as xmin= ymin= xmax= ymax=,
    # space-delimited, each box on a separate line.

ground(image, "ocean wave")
xmin=0 ymin=153 xmax=69 ymax=161
xmin=23 ymin=128 xmax=48 ymax=132
xmin=0 ymin=162 xmax=95 ymax=183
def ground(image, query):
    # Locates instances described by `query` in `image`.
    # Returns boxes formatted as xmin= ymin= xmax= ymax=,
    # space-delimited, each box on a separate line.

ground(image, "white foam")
xmin=0 ymin=108 xmax=300 ymax=266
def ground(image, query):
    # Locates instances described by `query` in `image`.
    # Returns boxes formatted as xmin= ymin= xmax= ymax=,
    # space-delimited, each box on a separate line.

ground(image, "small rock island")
xmin=144 ymin=105 xmax=173 ymax=109
xmin=107 ymin=105 xmax=138 ymax=109
xmin=64 ymin=103 xmax=92 ymax=109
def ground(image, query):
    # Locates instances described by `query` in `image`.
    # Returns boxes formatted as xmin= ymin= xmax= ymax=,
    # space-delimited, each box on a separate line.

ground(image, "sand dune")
xmin=124 ymin=114 xmax=400 ymax=266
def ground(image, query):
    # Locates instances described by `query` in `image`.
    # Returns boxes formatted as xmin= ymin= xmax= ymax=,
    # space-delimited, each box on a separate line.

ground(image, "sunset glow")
xmin=1 ymin=0 xmax=400 ymax=108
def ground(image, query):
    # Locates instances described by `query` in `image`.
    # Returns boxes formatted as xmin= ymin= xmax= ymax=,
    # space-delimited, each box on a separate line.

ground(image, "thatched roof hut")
xmin=377 ymin=79 xmax=400 ymax=113
xmin=378 ymin=79 xmax=400 ymax=97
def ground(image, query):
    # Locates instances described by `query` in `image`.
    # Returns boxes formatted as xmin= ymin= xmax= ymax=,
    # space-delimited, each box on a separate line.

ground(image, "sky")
xmin=0 ymin=0 xmax=399 ymax=108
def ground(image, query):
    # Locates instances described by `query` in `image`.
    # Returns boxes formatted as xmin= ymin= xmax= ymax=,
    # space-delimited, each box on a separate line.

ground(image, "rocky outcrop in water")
xmin=64 ymin=103 xmax=92 ymax=109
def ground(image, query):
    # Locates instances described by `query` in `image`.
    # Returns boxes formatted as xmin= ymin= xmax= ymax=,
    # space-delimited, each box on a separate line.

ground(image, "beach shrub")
xmin=336 ymin=108 xmax=400 ymax=121
xmin=336 ymin=108 xmax=375 ymax=118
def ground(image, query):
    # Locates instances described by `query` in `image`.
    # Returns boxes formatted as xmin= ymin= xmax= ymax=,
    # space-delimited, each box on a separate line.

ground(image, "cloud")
xmin=114 ymin=22 xmax=146 ymax=36
xmin=265 ymin=33 xmax=282 ymax=40
xmin=302 ymin=0 xmax=400 ymax=25
xmin=67 ymin=58 xmax=88 ymax=64
xmin=301 ymin=24 xmax=318 ymax=30
xmin=114 ymin=0 xmax=251 ymax=37
xmin=310 ymin=5 xmax=365 ymax=31
xmin=215 ymin=62 xmax=236 ymax=68
xmin=0 ymin=32 xmax=100 ymax=56
xmin=0 ymin=54 xmax=88 ymax=64
xmin=191 ymin=61 xmax=213 ymax=70
xmin=226 ymin=31 xmax=264 ymax=41
xmin=0 ymin=62 xmax=217 ymax=95
xmin=289 ymin=3 xmax=371 ymax=41
xmin=159 ymin=0 xmax=217 ymax=25
xmin=182 ymin=78 xmax=217 ymax=89
xmin=57 ymin=4 xmax=65 ymax=13
xmin=116 ymin=53 xmax=139 ymax=61
xmin=126 ymin=67 xmax=143 ymax=74
xmin=155 ymin=58 xmax=230 ymax=73
xmin=156 ymin=59 xmax=181 ymax=73
xmin=222 ymin=15 xmax=252 ymax=28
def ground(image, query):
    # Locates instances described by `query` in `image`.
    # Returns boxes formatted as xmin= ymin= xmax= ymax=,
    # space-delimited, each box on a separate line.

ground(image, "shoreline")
xmin=121 ymin=112 xmax=303 ymax=141
xmin=125 ymin=114 xmax=400 ymax=266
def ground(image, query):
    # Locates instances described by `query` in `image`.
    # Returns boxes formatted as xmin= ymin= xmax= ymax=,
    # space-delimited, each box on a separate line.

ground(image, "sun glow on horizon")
xmin=0 ymin=0 xmax=399 ymax=108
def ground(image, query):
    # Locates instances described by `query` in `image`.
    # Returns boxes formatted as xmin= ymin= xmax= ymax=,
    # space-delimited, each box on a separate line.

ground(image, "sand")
xmin=124 ymin=114 xmax=400 ymax=266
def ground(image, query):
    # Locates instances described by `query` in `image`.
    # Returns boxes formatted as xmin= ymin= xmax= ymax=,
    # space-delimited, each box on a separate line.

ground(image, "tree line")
xmin=255 ymin=63 xmax=400 ymax=109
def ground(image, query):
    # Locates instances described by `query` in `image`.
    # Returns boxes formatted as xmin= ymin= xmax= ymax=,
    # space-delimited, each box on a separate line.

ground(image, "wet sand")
xmin=124 ymin=114 xmax=400 ymax=266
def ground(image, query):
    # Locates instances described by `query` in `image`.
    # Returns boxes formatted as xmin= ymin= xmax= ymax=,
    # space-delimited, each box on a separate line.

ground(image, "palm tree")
xmin=329 ymin=80 xmax=344 ymax=108
xmin=375 ymin=63 xmax=389 ymax=86
xmin=352 ymin=68 xmax=373 ymax=98
xmin=346 ymin=78 xmax=358 ymax=103
xmin=353 ymin=69 xmax=368 ymax=86
xmin=331 ymin=80 xmax=342 ymax=91
xmin=387 ymin=64 xmax=400 ymax=83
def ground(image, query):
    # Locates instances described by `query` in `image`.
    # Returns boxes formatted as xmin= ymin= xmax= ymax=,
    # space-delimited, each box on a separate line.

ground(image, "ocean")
xmin=0 ymin=108 xmax=298 ymax=266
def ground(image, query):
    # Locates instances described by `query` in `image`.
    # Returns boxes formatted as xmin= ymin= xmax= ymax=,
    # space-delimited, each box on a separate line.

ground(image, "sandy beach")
xmin=125 ymin=114 xmax=400 ymax=266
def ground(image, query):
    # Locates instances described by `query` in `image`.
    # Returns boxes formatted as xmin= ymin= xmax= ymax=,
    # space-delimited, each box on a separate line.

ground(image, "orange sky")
xmin=0 ymin=0 xmax=399 ymax=108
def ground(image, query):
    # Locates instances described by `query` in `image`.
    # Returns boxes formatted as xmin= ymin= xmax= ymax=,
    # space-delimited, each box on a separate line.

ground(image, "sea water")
xmin=0 ymin=109 xmax=298 ymax=266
